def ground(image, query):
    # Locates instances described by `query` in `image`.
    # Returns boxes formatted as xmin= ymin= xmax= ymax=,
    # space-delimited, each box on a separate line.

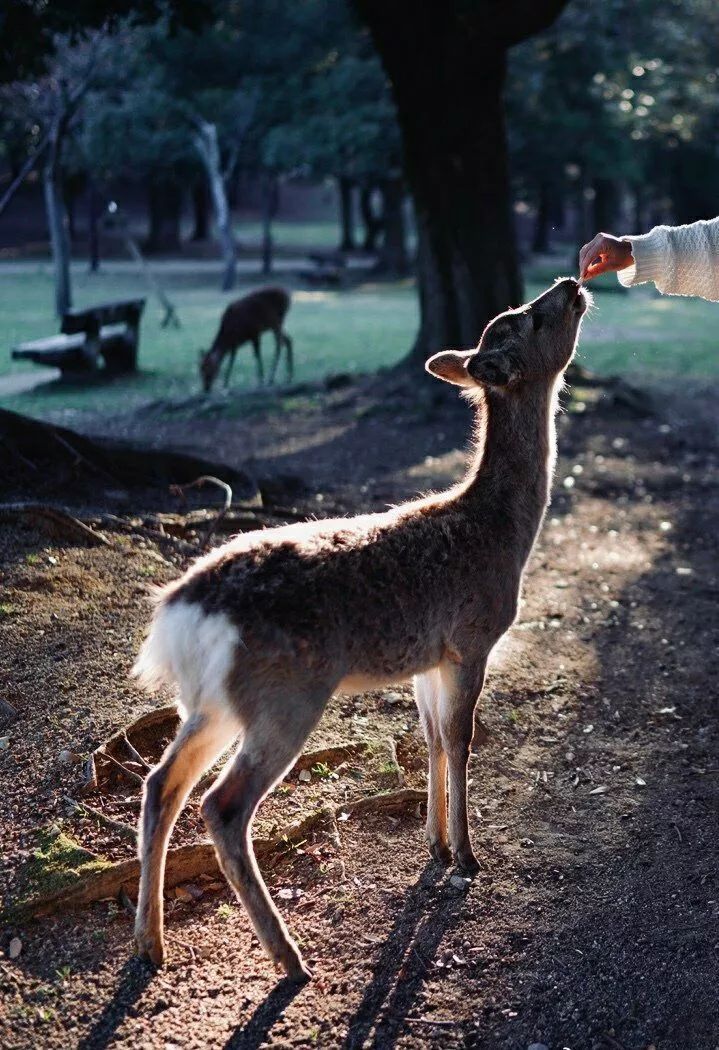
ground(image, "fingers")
xmin=579 ymin=233 xmax=633 ymax=280
xmin=579 ymin=233 xmax=607 ymax=280
xmin=579 ymin=234 xmax=604 ymax=279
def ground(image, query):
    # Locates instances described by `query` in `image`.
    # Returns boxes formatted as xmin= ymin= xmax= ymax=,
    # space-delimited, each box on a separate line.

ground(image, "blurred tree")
xmin=508 ymin=0 xmax=719 ymax=249
xmin=261 ymin=30 xmax=405 ymax=270
xmin=0 ymin=1 xmax=213 ymax=83
xmin=353 ymin=0 xmax=568 ymax=364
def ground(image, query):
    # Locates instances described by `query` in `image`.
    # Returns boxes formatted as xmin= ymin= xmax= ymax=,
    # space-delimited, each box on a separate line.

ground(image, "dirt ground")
xmin=1 ymin=373 xmax=718 ymax=1050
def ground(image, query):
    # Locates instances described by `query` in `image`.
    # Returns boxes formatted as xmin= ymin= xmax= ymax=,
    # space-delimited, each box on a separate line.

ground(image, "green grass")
xmin=0 ymin=269 xmax=419 ymax=417
xmin=234 ymin=219 xmax=341 ymax=250
xmin=1 ymin=261 xmax=717 ymax=421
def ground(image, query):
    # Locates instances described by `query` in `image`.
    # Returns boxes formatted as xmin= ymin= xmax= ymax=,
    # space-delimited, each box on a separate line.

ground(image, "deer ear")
xmin=467 ymin=350 xmax=521 ymax=388
xmin=425 ymin=350 xmax=477 ymax=387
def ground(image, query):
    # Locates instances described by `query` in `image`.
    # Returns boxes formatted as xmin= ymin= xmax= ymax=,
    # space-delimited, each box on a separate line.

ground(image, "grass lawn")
xmin=1 ymin=261 xmax=717 ymax=420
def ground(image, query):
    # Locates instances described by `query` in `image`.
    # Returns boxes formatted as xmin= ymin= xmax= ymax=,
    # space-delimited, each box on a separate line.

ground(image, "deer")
xmin=199 ymin=286 xmax=293 ymax=393
xmin=133 ymin=277 xmax=589 ymax=982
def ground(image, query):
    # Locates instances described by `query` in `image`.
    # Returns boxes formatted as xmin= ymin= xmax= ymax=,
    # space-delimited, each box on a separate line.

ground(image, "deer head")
xmin=199 ymin=348 xmax=221 ymax=393
xmin=426 ymin=278 xmax=589 ymax=391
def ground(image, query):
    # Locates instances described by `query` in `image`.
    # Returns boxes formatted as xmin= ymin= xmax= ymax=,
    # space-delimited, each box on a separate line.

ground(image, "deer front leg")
xmin=415 ymin=669 xmax=450 ymax=865
xmin=252 ymin=336 xmax=264 ymax=386
xmin=438 ymin=658 xmax=487 ymax=874
xmin=224 ymin=349 xmax=237 ymax=389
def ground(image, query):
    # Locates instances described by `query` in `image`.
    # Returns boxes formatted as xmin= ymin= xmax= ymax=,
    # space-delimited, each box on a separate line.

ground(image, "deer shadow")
xmin=343 ymin=861 xmax=471 ymax=1049
xmin=222 ymin=976 xmax=307 ymax=1049
xmin=76 ymin=957 xmax=154 ymax=1050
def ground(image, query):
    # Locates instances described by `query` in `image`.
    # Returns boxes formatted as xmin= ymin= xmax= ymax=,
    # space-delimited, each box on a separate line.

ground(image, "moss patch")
xmin=5 ymin=827 xmax=112 ymax=919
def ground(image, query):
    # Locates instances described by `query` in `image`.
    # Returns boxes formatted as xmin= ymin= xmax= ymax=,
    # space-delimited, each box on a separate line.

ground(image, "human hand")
xmin=579 ymin=233 xmax=634 ymax=281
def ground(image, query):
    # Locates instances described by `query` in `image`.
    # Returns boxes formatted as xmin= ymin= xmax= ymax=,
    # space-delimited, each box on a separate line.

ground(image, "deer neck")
xmin=459 ymin=380 xmax=561 ymax=546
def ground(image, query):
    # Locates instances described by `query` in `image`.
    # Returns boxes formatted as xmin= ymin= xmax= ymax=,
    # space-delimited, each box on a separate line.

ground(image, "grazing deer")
xmin=133 ymin=278 xmax=589 ymax=981
xmin=199 ymin=287 xmax=293 ymax=392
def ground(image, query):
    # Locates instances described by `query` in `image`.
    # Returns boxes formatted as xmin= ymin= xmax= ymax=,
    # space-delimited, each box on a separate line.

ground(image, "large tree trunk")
xmin=43 ymin=112 xmax=72 ymax=317
xmin=191 ymin=181 xmax=210 ymax=241
xmin=192 ymin=120 xmax=237 ymax=291
xmin=145 ymin=180 xmax=182 ymax=253
xmin=87 ymin=180 xmax=100 ymax=273
xmin=338 ymin=176 xmax=356 ymax=251
xmin=354 ymin=0 xmax=568 ymax=365
xmin=359 ymin=183 xmax=383 ymax=252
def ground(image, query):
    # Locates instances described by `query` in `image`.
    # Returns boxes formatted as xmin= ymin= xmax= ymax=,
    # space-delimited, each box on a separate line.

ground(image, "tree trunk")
xmin=145 ymin=180 xmax=182 ymax=253
xmin=354 ymin=0 xmax=568 ymax=365
xmin=43 ymin=112 xmax=72 ymax=317
xmin=338 ymin=176 xmax=356 ymax=251
xmin=359 ymin=183 xmax=382 ymax=252
xmin=376 ymin=176 xmax=408 ymax=275
xmin=192 ymin=120 xmax=236 ymax=291
xmin=87 ymin=181 xmax=100 ymax=273
xmin=191 ymin=181 xmax=210 ymax=241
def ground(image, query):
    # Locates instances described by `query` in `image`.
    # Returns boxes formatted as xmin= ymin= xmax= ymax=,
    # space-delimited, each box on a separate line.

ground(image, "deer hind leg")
xmin=135 ymin=709 xmax=238 ymax=966
xmin=415 ymin=668 xmax=450 ymax=864
xmin=201 ymin=685 xmax=329 ymax=981
xmin=268 ymin=328 xmax=283 ymax=385
xmin=282 ymin=331 xmax=294 ymax=381
xmin=252 ymin=336 xmax=264 ymax=386
xmin=437 ymin=658 xmax=487 ymax=875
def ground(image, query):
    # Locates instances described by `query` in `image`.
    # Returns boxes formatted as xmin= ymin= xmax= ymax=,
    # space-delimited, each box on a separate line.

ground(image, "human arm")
xmin=580 ymin=218 xmax=719 ymax=301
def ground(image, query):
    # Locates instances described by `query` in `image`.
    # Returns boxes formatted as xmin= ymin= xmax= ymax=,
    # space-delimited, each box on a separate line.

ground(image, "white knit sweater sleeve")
xmin=617 ymin=216 xmax=719 ymax=300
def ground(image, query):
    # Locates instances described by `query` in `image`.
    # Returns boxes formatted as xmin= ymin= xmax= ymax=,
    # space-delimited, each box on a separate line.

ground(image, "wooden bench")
xmin=12 ymin=299 xmax=146 ymax=378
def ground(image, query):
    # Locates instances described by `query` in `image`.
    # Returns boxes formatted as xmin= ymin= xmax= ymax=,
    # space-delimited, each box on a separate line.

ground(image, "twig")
xmin=64 ymin=796 xmax=137 ymax=843
xmin=0 ymin=503 xmax=111 ymax=547
xmin=97 ymin=749 xmax=145 ymax=788
xmin=118 ymin=886 xmax=136 ymax=919
xmin=170 ymin=475 xmax=233 ymax=549
xmin=121 ymin=734 xmax=151 ymax=773
xmin=386 ymin=737 xmax=405 ymax=788
xmin=79 ymin=753 xmax=97 ymax=796
xmin=49 ymin=430 xmax=117 ymax=483
xmin=404 ymin=1018 xmax=457 ymax=1028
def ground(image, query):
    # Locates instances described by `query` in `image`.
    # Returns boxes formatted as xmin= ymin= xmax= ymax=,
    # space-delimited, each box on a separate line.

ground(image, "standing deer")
xmin=199 ymin=286 xmax=293 ymax=392
xmin=133 ymin=278 xmax=589 ymax=981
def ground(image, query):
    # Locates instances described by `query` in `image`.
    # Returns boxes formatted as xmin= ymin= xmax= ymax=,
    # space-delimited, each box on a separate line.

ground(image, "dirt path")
xmin=1 ymin=381 xmax=718 ymax=1050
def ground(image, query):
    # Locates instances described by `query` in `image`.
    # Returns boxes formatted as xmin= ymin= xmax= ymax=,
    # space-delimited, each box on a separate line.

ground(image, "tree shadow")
xmin=76 ymin=957 xmax=154 ymax=1050
xmin=343 ymin=861 xmax=470 ymax=1049
xmin=469 ymin=389 xmax=719 ymax=1049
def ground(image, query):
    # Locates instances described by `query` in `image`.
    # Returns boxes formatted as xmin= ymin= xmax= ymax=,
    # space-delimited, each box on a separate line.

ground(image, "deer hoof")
xmin=453 ymin=848 xmax=480 ymax=876
xmin=135 ymin=929 xmax=165 ymax=967
xmin=428 ymin=839 xmax=452 ymax=866
xmin=281 ymin=949 xmax=312 ymax=983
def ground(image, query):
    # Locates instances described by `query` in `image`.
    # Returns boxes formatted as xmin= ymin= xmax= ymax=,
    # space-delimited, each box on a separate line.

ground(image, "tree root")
xmin=14 ymin=790 xmax=425 ymax=921
xmin=64 ymin=796 xmax=137 ymax=843
xmin=0 ymin=503 xmax=111 ymax=547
